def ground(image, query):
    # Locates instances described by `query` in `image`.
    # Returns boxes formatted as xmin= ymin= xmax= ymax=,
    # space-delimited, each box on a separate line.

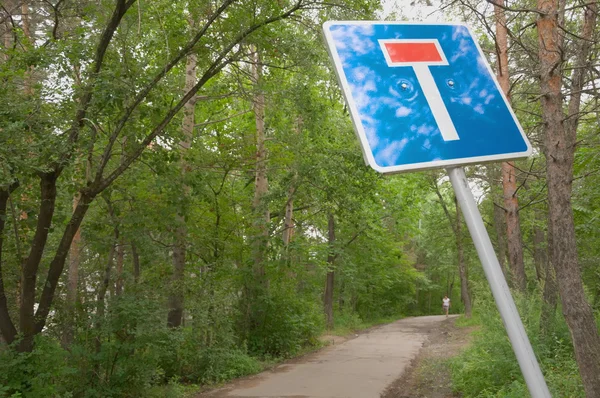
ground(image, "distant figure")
xmin=442 ymin=295 xmax=451 ymax=318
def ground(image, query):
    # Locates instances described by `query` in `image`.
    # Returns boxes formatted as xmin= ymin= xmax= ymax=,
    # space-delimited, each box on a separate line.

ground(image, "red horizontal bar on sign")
xmin=384 ymin=42 xmax=442 ymax=63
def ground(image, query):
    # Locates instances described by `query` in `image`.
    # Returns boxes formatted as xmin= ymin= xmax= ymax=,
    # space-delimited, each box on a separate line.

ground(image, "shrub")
xmin=245 ymin=290 xmax=324 ymax=357
xmin=0 ymin=337 xmax=76 ymax=398
xmin=450 ymin=294 xmax=585 ymax=397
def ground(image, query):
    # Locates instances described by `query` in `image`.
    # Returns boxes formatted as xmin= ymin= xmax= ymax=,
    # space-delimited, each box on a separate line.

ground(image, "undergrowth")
xmin=450 ymin=290 xmax=586 ymax=397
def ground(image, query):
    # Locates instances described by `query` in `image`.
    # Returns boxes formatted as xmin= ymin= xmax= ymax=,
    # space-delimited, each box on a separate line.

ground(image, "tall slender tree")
xmin=493 ymin=0 xmax=527 ymax=292
xmin=536 ymin=0 xmax=600 ymax=394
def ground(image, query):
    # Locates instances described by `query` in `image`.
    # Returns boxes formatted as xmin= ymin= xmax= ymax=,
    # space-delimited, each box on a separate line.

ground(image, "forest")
xmin=0 ymin=0 xmax=599 ymax=397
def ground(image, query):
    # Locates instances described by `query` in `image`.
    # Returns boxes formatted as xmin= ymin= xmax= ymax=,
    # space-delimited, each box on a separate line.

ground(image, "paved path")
xmin=202 ymin=315 xmax=458 ymax=398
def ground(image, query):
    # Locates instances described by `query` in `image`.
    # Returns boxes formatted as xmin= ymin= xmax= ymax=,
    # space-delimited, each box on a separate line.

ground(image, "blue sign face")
xmin=323 ymin=22 xmax=532 ymax=173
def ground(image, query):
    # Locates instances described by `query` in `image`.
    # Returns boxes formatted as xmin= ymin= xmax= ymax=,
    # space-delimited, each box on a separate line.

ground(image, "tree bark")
xmin=115 ymin=238 xmax=124 ymax=296
xmin=532 ymin=209 xmax=547 ymax=283
xmin=63 ymin=194 xmax=82 ymax=347
xmin=19 ymin=172 xmax=58 ymax=352
xmin=282 ymin=184 xmax=295 ymax=246
xmin=324 ymin=213 xmax=335 ymax=329
xmin=34 ymin=192 xmax=94 ymax=337
xmin=493 ymin=201 xmax=508 ymax=276
xmin=251 ymin=47 xmax=269 ymax=282
xmin=131 ymin=242 xmax=140 ymax=283
xmin=493 ymin=1 xmax=526 ymax=292
xmin=541 ymin=225 xmax=558 ymax=332
xmin=94 ymin=239 xmax=116 ymax=370
xmin=488 ymin=165 xmax=509 ymax=276
xmin=0 ymin=184 xmax=19 ymax=345
xmin=2 ymin=0 xmax=13 ymax=63
xmin=167 ymin=49 xmax=197 ymax=328
xmin=502 ymin=162 xmax=526 ymax=291
xmin=537 ymin=0 xmax=600 ymax=394
xmin=455 ymin=196 xmax=472 ymax=318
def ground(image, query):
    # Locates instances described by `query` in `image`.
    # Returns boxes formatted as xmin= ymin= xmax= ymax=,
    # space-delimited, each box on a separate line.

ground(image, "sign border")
xmin=322 ymin=21 xmax=533 ymax=174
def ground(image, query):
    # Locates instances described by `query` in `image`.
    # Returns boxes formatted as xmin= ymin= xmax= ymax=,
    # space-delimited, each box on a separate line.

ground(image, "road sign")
xmin=322 ymin=21 xmax=532 ymax=174
xmin=323 ymin=21 xmax=551 ymax=398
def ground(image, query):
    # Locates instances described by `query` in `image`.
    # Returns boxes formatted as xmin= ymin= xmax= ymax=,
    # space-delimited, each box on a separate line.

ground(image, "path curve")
xmin=200 ymin=315 xmax=458 ymax=398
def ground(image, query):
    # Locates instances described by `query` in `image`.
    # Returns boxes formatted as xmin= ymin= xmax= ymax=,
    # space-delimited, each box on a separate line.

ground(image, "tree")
xmin=0 ymin=0 xmax=325 ymax=352
xmin=493 ymin=0 xmax=527 ymax=292
xmin=536 ymin=0 xmax=600 ymax=394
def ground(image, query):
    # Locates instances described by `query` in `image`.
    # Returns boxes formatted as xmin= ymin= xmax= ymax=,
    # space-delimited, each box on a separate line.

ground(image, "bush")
xmin=195 ymin=348 xmax=261 ymax=384
xmin=245 ymin=290 xmax=324 ymax=357
xmin=450 ymin=294 xmax=585 ymax=397
xmin=0 ymin=337 xmax=76 ymax=398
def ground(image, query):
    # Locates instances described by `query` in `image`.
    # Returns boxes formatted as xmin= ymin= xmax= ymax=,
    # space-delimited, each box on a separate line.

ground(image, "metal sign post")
xmin=448 ymin=167 xmax=550 ymax=398
xmin=322 ymin=21 xmax=552 ymax=397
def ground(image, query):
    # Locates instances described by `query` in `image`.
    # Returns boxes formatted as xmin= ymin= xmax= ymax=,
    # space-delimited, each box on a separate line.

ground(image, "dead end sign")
xmin=322 ymin=21 xmax=532 ymax=174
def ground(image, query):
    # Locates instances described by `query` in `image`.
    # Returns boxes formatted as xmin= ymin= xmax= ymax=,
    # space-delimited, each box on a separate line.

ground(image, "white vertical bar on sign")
xmin=413 ymin=65 xmax=459 ymax=141
xmin=447 ymin=167 xmax=551 ymax=398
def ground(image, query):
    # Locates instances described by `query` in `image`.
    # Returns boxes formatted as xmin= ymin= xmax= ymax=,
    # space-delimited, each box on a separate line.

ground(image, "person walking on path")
xmin=442 ymin=295 xmax=451 ymax=318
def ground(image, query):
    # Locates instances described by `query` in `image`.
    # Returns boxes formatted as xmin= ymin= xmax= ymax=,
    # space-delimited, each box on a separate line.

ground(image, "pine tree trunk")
xmin=493 ymin=200 xmax=508 ymax=276
xmin=488 ymin=165 xmax=509 ymax=277
xmin=539 ymin=209 xmax=558 ymax=333
xmin=537 ymin=0 xmax=600 ymax=394
xmin=324 ymin=213 xmax=335 ymax=329
xmin=494 ymin=1 xmax=526 ymax=292
xmin=532 ymin=209 xmax=547 ymax=283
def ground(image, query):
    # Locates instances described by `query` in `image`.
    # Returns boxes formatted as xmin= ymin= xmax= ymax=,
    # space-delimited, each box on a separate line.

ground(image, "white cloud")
xmin=396 ymin=106 xmax=412 ymax=117
xmin=377 ymin=138 xmax=409 ymax=165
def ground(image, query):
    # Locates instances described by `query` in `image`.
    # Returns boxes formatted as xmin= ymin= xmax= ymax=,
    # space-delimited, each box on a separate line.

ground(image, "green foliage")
xmin=0 ymin=337 xmax=76 ymax=398
xmin=192 ymin=348 xmax=261 ymax=385
xmin=245 ymin=289 xmax=324 ymax=357
xmin=450 ymin=294 xmax=584 ymax=398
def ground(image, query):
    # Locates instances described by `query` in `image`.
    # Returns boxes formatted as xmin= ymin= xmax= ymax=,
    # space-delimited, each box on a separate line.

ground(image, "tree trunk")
xmin=493 ymin=1 xmax=526 ymax=292
xmin=502 ymin=162 xmax=526 ymax=291
xmin=63 ymin=195 xmax=82 ymax=347
xmin=488 ymin=165 xmax=509 ymax=276
xmin=540 ymin=229 xmax=558 ymax=332
xmin=532 ymin=210 xmax=547 ymax=283
xmin=21 ymin=1 xmax=34 ymax=97
xmin=94 ymin=239 xmax=116 ymax=371
xmin=537 ymin=0 xmax=600 ymax=394
xmin=0 ymin=184 xmax=19 ymax=345
xmin=455 ymin=196 xmax=472 ymax=318
xmin=2 ymin=0 xmax=13 ymax=63
xmin=167 ymin=228 xmax=186 ymax=328
xmin=131 ymin=242 xmax=140 ymax=283
xmin=167 ymin=50 xmax=197 ymax=328
xmin=19 ymin=173 xmax=58 ymax=352
xmin=282 ymin=184 xmax=295 ymax=246
xmin=493 ymin=200 xmax=508 ymax=276
xmin=115 ymin=238 xmax=124 ymax=296
xmin=324 ymin=213 xmax=335 ymax=330
xmin=251 ymin=47 xmax=269 ymax=282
